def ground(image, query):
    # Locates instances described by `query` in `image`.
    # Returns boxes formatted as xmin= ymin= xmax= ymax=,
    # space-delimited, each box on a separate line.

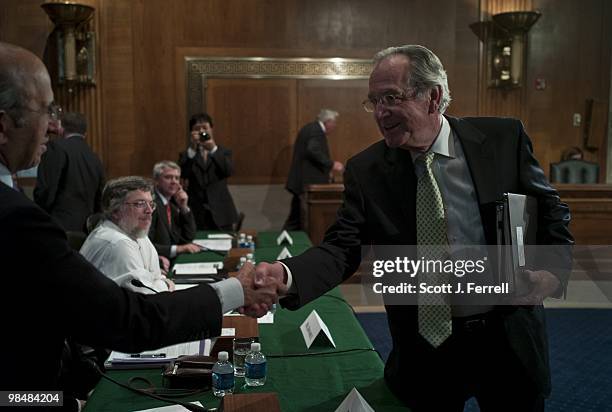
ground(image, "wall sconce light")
xmin=41 ymin=2 xmax=96 ymax=88
xmin=470 ymin=11 xmax=541 ymax=89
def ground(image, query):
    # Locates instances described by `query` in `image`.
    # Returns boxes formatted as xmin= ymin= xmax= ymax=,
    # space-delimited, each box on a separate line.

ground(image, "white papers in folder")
xmin=110 ymin=340 xmax=202 ymax=364
xmin=173 ymin=262 xmax=223 ymax=275
xmin=193 ymin=238 xmax=232 ymax=251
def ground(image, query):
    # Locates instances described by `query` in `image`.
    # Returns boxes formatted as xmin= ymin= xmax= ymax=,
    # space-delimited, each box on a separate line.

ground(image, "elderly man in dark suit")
xmin=149 ymin=160 xmax=201 ymax=260
xmin=284 ymin=108 xmax=344 ymax=230
xmin=34 ymin=111 xmax=105 ymax=233
xmin=254 ymin=45 xmax=573 ymax=411
xmin=178 ymin=112 xmax=238 ymax=231
xmin=0 ymin=41 xmax=276 ymax=411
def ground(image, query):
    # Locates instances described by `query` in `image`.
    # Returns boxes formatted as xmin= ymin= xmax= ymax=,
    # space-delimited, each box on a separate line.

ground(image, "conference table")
xmin=83 ymin=231 xmax=404 ymax=411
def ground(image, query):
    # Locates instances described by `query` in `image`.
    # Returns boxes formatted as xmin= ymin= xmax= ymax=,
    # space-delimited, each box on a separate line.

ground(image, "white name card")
xmin=276 ymin=230 xmax=293 ymax=246
xmin=276 ymin=246 xmax=292 ymax=260
xmin=299 ymin=309 xmax=336 ymax=349
xmin=334 ymin=388 xmax=375 ymax=412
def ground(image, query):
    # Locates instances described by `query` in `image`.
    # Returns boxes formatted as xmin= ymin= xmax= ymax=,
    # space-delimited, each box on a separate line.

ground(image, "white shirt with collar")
xmin=0 ymin=162 xmax=14 ymax=188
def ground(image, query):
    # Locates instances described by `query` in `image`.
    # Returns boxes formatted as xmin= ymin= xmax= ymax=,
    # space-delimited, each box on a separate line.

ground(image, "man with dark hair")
xmin=284 ymin=108 xmax=344 ymax=230
xmin=0 ymin=41 xmax=276 ymax=411
xmin=34 ymin=111 xmax=105 ymax=233
xmin=178 ymin=112 xmax=238 ymax=230
xmin=149 ymin=160 xmax=200 ymax=259
xmin=254 ymin=45 xmax=573 ymax=411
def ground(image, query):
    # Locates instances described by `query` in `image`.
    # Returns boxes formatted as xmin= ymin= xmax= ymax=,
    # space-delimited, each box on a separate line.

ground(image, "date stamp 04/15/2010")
xmin=0 ymin=391 xmax=63 ymax=407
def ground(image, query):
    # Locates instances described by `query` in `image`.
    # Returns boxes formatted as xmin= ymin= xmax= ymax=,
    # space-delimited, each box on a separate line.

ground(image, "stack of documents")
xmin=172 ymin=262 xmax=224 ymax=283
xmin=108 ymin=340 xmax=203 ymax=367
xmin=193 ymin=238 xmax=232 ymax=252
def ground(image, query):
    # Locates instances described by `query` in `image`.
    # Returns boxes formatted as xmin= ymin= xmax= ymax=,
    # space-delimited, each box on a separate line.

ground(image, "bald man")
xmin=0 ymin=42 xmax=277 ymax=410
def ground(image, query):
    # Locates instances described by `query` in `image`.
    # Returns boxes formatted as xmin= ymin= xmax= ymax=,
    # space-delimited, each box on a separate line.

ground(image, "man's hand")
xmin=177 ymin=243 xmax=202 ymax=254
xmin=253 ymin=262 xmax=288 ymax=295
xmin=173 ymin=185 xmax=189 ymax=211
xmin=159 ymin=255 xmax=170 ymax=273
xmin=235 ymin=262 xmax=278 ymax=318
xmin=332 ymin=160 xmax=344 ymax=173
xmin=511 ymin=270 xmax=561 ymax=306
xmin=164 ymin=277 xmax=176 ymax=292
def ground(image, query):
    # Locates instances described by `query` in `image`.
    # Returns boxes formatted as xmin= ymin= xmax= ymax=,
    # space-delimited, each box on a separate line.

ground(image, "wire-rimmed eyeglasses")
xmin=20 ymin=102 xmax=63 ymax=121
xmin=124 ymin=200 xmax=156 ymax=211
xmin=362 ymin=90 xmax=417 ymax=112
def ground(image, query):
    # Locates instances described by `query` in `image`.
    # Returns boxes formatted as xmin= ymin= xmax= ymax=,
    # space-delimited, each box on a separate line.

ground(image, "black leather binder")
xmin=496 ymin=193 xmax=537 ymax=295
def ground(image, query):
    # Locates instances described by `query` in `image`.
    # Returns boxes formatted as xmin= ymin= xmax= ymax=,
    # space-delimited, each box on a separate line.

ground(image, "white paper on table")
xmin=133 ymin=401 xmax=204 ymax=412
xmin=207 ymin=233 xmax=234 ymax=239
xmin=300 ymin=309 xmax=336 ymax=348
xmin=173 ymin=262 xmax=222 ymax=275
xmin=257 ymin=311 xmax=275 ymax=324
xmin=194 ymin=238 xmax=232 ymax=251
xmin=276 ymin=246 xmax=292 ymax=259
xmin=276 ymin=230 xmax=293 ymax=246
xmin=174 ymin=283 xmax=199 ymax=290
xmin=110 ymin=340 xmax=202 ymax=364
xmin=334 ymin=388 xmax=375 ymax=412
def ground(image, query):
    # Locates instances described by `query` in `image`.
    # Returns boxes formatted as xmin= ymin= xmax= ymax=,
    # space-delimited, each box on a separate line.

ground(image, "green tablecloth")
xmin=83 ymin=232 xmax=404 ymax=411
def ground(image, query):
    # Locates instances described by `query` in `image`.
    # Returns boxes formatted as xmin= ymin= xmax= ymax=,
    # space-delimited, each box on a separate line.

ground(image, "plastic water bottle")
xmin=212 ymin=351 xmax=234 ymax=397
xmin=246 ymin=235 xmax=255 ymax=250
xmin=236 ymin=256 xmax=247 ymax=270
xmin=238 ymin=233 xmax=246 ymax=248
xmin=245 ymin=343 xmax=267 ymax=386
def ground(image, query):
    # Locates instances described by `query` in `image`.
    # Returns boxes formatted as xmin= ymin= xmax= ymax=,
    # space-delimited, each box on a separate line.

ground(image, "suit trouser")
xmin=283 ymin=194 xmax=302 ymax=231
xmin=385 ymin=312 xmax=545 ymax=412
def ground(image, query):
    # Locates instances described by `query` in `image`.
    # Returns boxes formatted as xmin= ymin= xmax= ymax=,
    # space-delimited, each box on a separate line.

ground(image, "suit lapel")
xmin=446 ymin=116 xmax=500 ymax=204
xmin=384 ymin=145 xmax=417 ymax=224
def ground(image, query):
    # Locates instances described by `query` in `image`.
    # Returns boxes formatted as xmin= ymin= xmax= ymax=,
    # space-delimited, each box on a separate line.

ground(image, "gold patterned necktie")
xmin=416 ymin=151 xmax=452 ymax=348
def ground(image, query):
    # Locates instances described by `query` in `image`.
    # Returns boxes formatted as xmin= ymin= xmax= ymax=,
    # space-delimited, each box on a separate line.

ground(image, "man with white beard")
xmin=81 ymin=176 xmax=175 ymax=293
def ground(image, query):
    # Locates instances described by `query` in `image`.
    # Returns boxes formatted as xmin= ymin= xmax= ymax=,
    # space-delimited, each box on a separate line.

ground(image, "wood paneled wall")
xmin=1 ymin=0 xmax=609 ymax=183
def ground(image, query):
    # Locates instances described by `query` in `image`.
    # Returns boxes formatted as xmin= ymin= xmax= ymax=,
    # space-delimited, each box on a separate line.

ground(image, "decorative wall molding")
xmin=185 ymin=56 xmax=372 ymax=117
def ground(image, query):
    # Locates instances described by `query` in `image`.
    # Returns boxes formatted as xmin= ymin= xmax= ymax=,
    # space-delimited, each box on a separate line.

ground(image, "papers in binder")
xmin=109 ymin=340 xmax=203 ymax=365
xmin=496 ymin=193 xmax=537 ymax=296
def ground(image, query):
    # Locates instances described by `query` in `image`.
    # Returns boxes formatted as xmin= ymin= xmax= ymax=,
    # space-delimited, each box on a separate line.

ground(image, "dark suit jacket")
xmin=281 ymin=116 xmax=573 ymax=398
xmin=34 ymin=135 xmax=105 ymax=232
xmin=178 ymin=145 xmax=238 ymax=230
xmin=286 ymin=121 xmax=333 ymax=195
xmin=149 ymin=193 xmax=197 ymax=258
xmin=0 ymin=181 xmax=223 ymax=399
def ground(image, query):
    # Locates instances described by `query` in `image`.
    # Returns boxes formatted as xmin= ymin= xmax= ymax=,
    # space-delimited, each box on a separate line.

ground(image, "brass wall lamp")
xmin=470 ymin=11 xmax=541 ymax=89
xmin=41 ymin=1 xmax=96 ymax=88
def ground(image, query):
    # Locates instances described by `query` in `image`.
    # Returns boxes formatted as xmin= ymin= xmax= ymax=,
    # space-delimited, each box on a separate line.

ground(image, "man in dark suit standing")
xmin=178 ymin=112 xmax=238 ymax=231
xmin=254 ymin=45 xmax=573 ymax=411
xmin=284 ymin=109 xmax=344 ymax=230
xmin=149 ymin=160 xmax=201 ymax=260
xmin=34 ymin=111 xmax=105 ymax=233
xmin=0 ymin=42 xmax=276 ymax=410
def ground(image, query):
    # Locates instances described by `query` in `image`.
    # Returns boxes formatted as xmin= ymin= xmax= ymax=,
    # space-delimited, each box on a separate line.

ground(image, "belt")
xmin=452 ymin=311 xmax=504 ymax=333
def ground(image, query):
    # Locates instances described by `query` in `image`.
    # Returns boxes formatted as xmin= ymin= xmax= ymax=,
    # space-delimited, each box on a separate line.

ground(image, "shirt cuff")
xmin=278 ymin=261 xmax=294 ymax=292
xmin=170 ymin=245 xmax=177 ymax=258
xmin=209 ymin=145 xmax=218 ymax=154
xmin=187 ymin=147 xmax=196 ymax=158
xmin=210 ymin=277 xmax=244 ymax=313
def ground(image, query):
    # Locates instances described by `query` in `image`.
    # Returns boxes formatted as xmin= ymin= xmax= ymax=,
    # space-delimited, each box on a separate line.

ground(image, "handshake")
xmin=234 ymin=262 xmax=288 ymax=318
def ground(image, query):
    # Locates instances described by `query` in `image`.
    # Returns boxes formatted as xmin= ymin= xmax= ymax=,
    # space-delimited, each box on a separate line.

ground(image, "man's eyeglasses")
xmin=362 ymin=90 xmax=416 ymax=113
xmin=20 ymin=102 xmax=63 ymax=120
xmin=124 ymin=200 xmax=156 ymax=211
